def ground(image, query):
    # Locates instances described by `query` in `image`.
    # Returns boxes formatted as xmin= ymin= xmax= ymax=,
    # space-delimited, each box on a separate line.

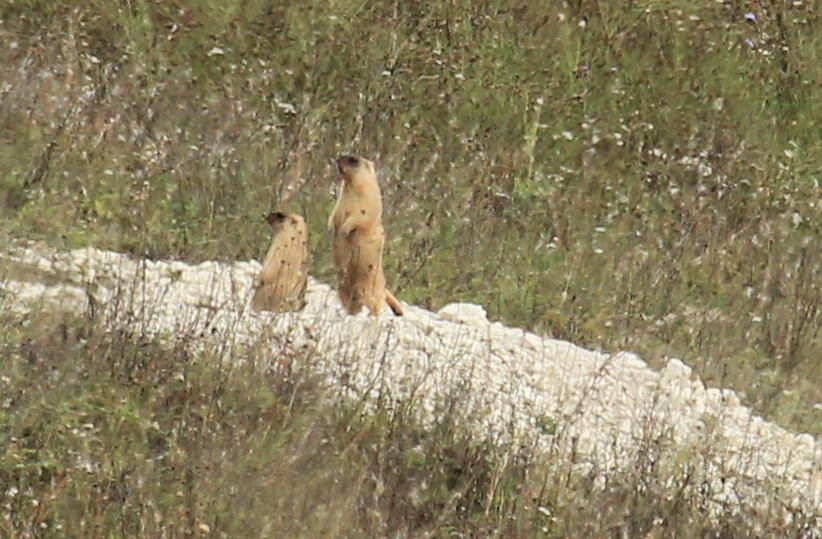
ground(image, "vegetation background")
xmin=1 ymin=0 xmax=820 ymax=535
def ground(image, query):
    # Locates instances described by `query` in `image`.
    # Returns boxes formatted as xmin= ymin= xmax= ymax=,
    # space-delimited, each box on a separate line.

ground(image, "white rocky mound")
xmin=2 ymin=244 xmax=821 ymax=522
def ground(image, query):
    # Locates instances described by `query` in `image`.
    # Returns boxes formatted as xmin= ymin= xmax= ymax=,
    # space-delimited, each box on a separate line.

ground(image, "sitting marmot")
xmin=251 ymin=211 xmax=308 ymax=312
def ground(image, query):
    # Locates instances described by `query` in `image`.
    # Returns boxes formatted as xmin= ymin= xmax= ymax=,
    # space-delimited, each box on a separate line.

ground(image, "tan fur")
xmin=252 ymin=211 xmax=308 ymax=312
xmin=329 ymin=155 xmax=403 ymax=316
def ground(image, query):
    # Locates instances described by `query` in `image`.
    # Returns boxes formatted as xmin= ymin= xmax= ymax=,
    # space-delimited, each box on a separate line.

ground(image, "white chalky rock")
xmin=437 ymin=302 xmax=488 ymax=325
xmin=1 ymin=243 xmax=821 ymax=525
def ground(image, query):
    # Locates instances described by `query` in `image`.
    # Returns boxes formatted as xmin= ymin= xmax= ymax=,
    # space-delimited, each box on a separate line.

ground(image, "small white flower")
xmin=275 ymin=100 xmax=296 ymax=114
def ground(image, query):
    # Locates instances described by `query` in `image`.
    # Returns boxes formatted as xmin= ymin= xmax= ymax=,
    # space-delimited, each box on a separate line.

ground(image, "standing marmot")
xmin=251 ymin=211 xmax=309 ymax=312
xmin=328 ymin=155 xmax=403 ymax=316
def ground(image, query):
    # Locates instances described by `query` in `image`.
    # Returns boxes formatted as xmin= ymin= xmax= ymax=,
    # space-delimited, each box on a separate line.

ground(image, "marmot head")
xmin=335 ymin=154 xmax=375 ymax=183
xmin=264 ymin=211 xmax=304 ymax=232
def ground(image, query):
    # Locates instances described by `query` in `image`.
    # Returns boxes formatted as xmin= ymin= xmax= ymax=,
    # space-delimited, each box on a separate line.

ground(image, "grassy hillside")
xmin=1 ymin=308 xmax=816 ymax=537
xmin=1 ymin=0 xmax=821 ymax=533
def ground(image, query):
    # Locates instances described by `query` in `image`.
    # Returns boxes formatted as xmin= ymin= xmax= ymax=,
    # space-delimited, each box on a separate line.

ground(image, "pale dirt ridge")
xmin=2 ymin=244 xmax=821 ymax=522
